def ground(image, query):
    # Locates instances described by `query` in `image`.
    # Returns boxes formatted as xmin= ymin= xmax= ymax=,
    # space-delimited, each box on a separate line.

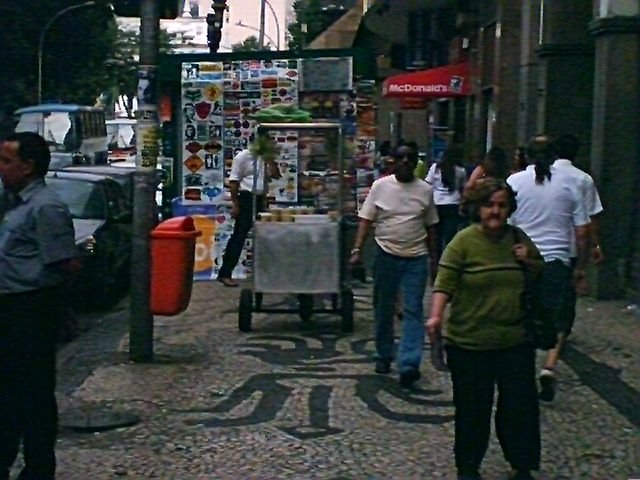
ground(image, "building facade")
xmin=358 ymin=0 xmax=639 ymax=299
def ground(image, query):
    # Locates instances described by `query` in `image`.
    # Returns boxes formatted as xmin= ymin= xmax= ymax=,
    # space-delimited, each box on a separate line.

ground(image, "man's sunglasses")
xmin=391 ymin=152 xmax=418 ymax=161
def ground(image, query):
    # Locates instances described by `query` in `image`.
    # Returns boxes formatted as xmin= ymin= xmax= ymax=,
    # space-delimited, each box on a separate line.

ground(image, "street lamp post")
xmin=236 ymin=21 xmax=278 ymax=49
xmin=38 ymin=1 xmax=96 ymax=104
xmin=258 ymin=0 xmax=266 ymax=48
xmin=264 ymin=0 xmax=281 ymax=50
xmin=256 ymin=0 xmax=281 ymax=50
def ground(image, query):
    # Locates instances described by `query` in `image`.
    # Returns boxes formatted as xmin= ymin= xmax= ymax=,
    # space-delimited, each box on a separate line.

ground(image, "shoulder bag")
xmin=512 ymin=227 xmax=557 ymax=350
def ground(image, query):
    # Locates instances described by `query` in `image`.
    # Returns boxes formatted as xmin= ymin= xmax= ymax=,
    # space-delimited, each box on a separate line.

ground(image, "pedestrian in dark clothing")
xmin=511 ymin=146 xmax=528 ymax=174
xmin=426 ymin=145 xmax=467 ymax=250
xmin=428 ymin=178 xmax=544 ymax=480
xmin=0 ymin=132 xmax=81 ymax=480
xmin=465 ymin=146 xmax=511 ymax=190
xmin=217 ymin=134 xmax=281 ymax=287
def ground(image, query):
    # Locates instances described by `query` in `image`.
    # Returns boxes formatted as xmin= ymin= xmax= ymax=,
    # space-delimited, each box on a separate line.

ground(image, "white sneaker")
xmin=539 ymin=368 xmax=556 ymax=402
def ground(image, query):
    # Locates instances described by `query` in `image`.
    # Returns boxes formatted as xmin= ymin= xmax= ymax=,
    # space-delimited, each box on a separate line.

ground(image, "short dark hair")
xmin=378 ymin=140 xmax=391 ymax=157
xmin=461 ymin=177 xmax=518 ymax=222
xmin=391 ymin=148 xmax=418 ymax=168
xmin=5 ymin=131 xmax=51 ymax=176
xmin=392 ymin=142 xmax=418 ymax=157
xmin=554 ymin=134 xmax=580 ymax=161
xmin=439 ymin=144 xmax=465 ymax=191
xmin=482 ymin=146 xmax=510 ymax=180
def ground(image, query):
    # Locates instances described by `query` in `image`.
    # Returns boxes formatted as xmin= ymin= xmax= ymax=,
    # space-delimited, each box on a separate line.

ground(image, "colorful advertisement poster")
xmin=192 ymin=212 xmax=251 ymax=281
xmin=269 ymin=129 xmax=299 ymax=202
xmin=221 ymin=59 xmax=301 ymax=204
xmin=181 ymin=59 xmax=302 ymax=206
xmin=177 ymin=57 xmax=363 ymax=279
xmin=181 ymin=62 xmax=225 ymax=204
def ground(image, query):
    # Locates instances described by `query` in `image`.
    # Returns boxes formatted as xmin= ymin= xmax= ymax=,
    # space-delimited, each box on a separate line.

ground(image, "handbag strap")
xmin=511 ymin=226 xmax=534 ymax=284
xmin=511 ymin=226 xmax=522 ymax=257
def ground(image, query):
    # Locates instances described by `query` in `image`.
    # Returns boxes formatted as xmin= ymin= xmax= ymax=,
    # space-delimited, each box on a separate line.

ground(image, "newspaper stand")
xmin=238 ymin=122 xmax=354 ymax=333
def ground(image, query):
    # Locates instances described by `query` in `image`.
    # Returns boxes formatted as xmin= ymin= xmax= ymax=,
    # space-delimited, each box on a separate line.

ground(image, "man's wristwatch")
xmin=350 ymin=247 xmax=361 ymax=255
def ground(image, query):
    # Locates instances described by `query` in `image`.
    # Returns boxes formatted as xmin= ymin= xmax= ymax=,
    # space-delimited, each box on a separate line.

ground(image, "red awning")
xmin=382 ymin=63 xmax=472 ymax=98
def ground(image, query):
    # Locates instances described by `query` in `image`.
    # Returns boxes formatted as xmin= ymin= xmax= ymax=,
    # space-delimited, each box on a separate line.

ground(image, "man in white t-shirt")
xmin=350 ymin=143 xmax=440 ymax=388
xmin=507 ymin=136 xmax=591 ymax=402
xmin=217 ymin=137 xmax=280 ymax=287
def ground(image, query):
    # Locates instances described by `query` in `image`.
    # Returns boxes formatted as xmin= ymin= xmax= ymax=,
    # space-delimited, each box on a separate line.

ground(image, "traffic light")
xmin=111 ymin=0 xmax=180 ymax=19
xmin=207 ymin=1 xmax=228 ymax=53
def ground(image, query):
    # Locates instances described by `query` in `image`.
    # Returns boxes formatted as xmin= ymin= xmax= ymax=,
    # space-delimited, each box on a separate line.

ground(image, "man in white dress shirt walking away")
xmin=507 ymin=136 xmax=591 ymax=402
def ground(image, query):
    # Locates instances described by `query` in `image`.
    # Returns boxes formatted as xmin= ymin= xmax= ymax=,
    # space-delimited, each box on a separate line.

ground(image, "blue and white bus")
xmin=14 ymin=104 xmax=109 ymax=169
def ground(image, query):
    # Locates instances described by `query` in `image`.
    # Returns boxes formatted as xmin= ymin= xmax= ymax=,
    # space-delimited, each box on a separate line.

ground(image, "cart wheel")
xmin=341 ymin=289 xmax=354 ymax=333
xmin=298 ymin=294 xmax=313 ymax=323
xmin=331 ymin=294 xmax=339 ymax=311
xmin=254 ymin=292 xmax=263 ymax=311
xmin=239 ymin=289 xmax=253 ymax=333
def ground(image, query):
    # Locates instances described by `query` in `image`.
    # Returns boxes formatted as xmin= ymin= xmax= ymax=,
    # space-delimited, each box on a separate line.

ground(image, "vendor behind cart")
xmin=217 ymin=134 xmax=281 ymax=287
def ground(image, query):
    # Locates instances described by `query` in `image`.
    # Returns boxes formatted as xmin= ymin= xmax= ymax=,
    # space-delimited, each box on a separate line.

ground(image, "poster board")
xmin=167 ymin=53 xmax=371 ymax=280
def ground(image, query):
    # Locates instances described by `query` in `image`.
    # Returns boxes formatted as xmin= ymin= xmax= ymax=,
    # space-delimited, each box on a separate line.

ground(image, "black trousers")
xmin=446 ymin=343 xmax=541 ymax=473
xmin=560 ymin=258 xmax=579 ymax=337
xmin=0 ymin=287 xmax=61 ymax=480
xmin=435 ymin=204 xmax=462 ymax=251
xmin=218 ymin=192 xmax=264 ymax=279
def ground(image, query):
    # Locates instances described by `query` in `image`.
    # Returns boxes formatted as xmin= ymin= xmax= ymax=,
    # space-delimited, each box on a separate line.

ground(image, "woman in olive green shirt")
xmin=427 ymin=178 xmax=543 ymax=480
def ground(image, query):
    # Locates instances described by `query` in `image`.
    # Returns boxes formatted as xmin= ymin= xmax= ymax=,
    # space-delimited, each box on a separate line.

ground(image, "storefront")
xmin=382 ymin=62 xmax=472 ymax=162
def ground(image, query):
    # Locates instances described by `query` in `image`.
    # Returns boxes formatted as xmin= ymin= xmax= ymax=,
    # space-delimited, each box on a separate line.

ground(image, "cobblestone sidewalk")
xmin=14 ymin=281 xmax=640 ymax=479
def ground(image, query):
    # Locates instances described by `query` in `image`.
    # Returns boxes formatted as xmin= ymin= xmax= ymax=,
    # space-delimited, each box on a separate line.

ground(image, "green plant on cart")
xmin=250 ymin=104 xmax=313 ymax=123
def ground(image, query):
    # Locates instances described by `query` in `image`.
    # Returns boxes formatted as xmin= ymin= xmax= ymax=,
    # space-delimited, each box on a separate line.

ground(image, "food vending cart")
xmin=238 ymin=122 xmax=354 ymax=333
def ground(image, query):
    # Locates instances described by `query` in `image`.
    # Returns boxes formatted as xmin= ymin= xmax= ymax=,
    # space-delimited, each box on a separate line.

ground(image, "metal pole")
xmin=130 ymin=0 xmax=160 ymax=362
xmin=258 ymin=0 xmax=266 ymax=48
xmin=37 ymin=1 xmax=96 ymax=104
xmin=236 ymin=22 xmax=277 ymax=49
xmin=264 ymin=0 xmax=281 ymax=50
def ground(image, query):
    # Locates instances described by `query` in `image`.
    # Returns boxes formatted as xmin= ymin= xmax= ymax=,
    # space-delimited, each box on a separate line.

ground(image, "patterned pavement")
xmin=12 ymin=281 xmax=639 ymax=479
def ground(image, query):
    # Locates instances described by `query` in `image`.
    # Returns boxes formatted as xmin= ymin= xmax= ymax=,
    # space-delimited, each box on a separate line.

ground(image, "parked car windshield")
xmin=46 ymin=177 xmax=107 ymax=219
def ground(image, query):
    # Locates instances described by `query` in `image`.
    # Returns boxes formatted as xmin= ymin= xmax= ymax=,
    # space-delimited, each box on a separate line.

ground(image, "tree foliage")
xmin=105 ymin=26 xmax=185 ymax=118
xmin=0 ymin=0 xmax=192 ymax=128
xmin=287 ymin=0 xmax=349 ymax=50
xmin=231 ymin=35 xmax=271 ymax=52
xmin=287 ymin=0 xmax=326 ymax=50
xmin=0 ymin=0 xmax=117 ymax=121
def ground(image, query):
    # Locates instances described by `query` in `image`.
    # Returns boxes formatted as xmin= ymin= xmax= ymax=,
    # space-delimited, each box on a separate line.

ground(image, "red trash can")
xmin=150 ymin=216 xmax=201 ymax=316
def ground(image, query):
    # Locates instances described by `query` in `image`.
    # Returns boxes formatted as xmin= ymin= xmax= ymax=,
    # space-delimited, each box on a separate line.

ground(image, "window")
xmin=46 ymin=178 xmax=107 ymax=219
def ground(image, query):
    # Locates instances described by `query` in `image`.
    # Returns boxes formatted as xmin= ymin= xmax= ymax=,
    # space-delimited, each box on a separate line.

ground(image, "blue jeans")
xmin=373 ymin=246 xmax=429 ymax=373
